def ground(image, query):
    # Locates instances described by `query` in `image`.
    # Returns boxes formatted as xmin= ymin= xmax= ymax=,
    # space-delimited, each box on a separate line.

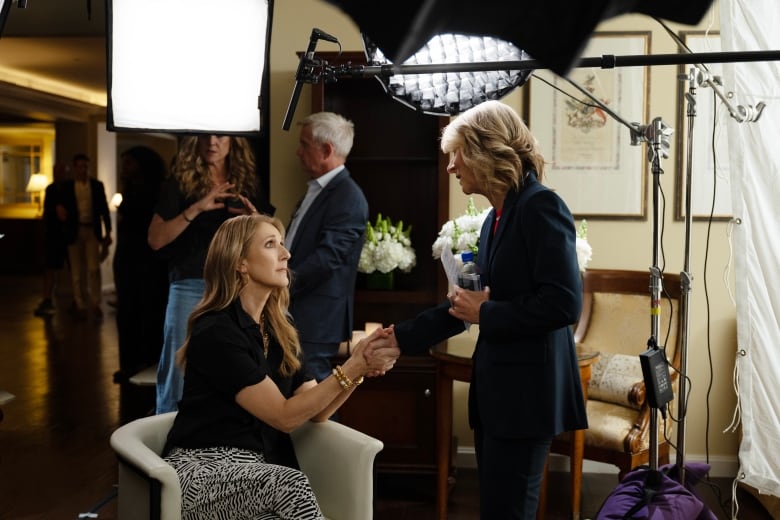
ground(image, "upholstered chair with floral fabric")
xmin=552 ymin=268 xmax=683 ymax=480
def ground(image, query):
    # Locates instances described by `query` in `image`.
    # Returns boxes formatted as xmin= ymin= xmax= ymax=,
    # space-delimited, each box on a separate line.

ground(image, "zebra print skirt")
xmin=164 ymin=446 xmax=324 ymax=520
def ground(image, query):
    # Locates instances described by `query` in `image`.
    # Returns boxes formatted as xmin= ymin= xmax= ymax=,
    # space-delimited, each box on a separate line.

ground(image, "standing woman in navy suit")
xmin=368 ymin=100 xmax=587 ymax=519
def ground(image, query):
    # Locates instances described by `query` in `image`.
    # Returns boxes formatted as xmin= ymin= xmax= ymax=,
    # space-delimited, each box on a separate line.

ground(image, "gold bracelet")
xmin=182 ymin=212 xmax=193 ymax=223
xmin=333 ymin=365 xmax=363 ymax=390
xmin=332 ymin=366 xmax=349 ymax=390
xmin=341 ymin=366 xmax=364 ymax=387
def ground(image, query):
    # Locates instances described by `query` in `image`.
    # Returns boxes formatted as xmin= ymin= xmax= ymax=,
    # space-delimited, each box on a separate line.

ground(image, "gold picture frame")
xmin=528 ymin=31 xmax=651 ymax=220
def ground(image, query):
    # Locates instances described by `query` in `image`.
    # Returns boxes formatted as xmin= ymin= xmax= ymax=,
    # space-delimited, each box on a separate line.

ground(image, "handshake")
xmin=345 ymin=325 xmax=401 ymax=379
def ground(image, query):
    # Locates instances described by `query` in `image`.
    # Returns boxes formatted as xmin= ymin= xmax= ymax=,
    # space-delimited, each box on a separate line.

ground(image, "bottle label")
xmin=458 ymin=273 xmax=482 ymax=291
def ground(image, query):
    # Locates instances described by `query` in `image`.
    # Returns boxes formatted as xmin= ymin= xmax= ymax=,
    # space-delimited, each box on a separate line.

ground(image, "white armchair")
xmin=110 ymin=412 xmax=384 ymax=520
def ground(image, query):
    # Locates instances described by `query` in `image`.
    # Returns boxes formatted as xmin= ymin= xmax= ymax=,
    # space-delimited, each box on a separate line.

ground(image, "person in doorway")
xmin=149 ymin=134 xmax=273 ymax=414
xmin=366 ymin=100 xmax=587 ymax=519
xmin=286 ymin=112 xmax=368 ymax=383
xmin=112 ymin=146 xmax=169 ymax=383
xmin=162 ymin=213 xmax=395 ymax=520
xmin=33 ymin=162 xmax=71 ymax=317
xmin=60 ymin=153 xmax=112 ymax=320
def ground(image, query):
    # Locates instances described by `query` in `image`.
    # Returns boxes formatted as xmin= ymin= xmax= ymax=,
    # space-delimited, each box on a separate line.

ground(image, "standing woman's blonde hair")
xmin=440 ymin=100 xmax=546 ymax=201
xmin=173 ymin=135 xmax=259 ymax=200
xmin=176 ymin=214 xmax=301 ymax=376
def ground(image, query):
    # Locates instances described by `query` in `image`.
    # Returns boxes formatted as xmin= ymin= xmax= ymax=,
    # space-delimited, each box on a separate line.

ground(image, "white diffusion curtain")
xmin=720 ymin=0 xmax=780 ymax=500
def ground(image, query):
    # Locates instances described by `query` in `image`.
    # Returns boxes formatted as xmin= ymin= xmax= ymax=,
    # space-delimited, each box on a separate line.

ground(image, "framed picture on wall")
xmin=675 ymin=31 xmax=733 ymax=221
xmin=528 ymin=31 xmax=651 ymax=220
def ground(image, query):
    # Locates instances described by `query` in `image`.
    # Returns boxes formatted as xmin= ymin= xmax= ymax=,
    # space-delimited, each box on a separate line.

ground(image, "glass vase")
xmin=366 ymin=270 xmax=395 ymax=290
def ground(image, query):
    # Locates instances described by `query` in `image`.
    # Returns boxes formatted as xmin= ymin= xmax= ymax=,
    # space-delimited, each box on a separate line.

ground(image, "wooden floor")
xmin=0 ymin=273 xmax=773 ymax=520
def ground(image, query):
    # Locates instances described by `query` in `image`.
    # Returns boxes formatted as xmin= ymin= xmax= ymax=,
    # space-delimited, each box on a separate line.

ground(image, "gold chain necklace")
xmin=259 ymin=314 xmax=269 ymax=357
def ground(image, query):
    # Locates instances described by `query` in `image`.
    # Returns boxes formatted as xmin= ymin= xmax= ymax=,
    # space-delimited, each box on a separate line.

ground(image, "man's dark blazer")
xmin=60 ymin=178 xmax=112 ymax=244
xmin=287 ymin=168 xmax=368 ymax=345
xmin=394 ymin=173 xmax=588 ymax=440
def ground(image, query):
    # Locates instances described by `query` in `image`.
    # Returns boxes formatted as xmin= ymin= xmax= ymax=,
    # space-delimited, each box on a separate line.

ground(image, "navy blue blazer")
xmin=60 ymin=178 xmax=112 ymax=244
xmin=395 ymin=174 xmax=587 ymax=439
xmin=287 ymin=168 xmax=368 ymax=344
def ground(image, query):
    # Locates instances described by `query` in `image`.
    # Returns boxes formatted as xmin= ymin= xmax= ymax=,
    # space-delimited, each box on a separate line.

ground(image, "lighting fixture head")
xmin=110 ymin=192 xmax=123 ymax=211
xmin=25 ymin=172 xmax=48 ymax=193
xmin=328 ymin=0 xmax=715 ymax=76
xmin=363 ymin=33 xmax=532 ymax=116
xmin=107 ymin=0 xmax=272 ymax=134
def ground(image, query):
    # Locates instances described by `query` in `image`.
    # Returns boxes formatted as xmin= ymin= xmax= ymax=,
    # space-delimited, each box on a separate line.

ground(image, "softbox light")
xmin=363 ymin=33 xmax=532 ymax=116
xmin=327 ymin=0 xmax=715 ymax=76
xmin=107 ymin=0 xmax=272 ymax=134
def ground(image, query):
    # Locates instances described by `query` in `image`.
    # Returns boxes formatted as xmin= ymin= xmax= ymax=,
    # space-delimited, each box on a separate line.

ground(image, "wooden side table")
xmin=430 ymin=342 xmax=473 ymax=520
xmin=430 ymin=342 xmax=599 ymax=520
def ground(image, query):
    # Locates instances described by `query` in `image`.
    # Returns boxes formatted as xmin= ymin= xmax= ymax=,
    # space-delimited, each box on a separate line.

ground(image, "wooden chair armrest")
xmin=627 ymin=381 xmax=646 ymax=407
xmin=624 ymin=407 xmax=650 ymax=454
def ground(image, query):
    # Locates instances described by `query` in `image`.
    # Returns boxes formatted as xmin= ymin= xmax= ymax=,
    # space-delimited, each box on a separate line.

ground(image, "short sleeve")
xmin=187 ymin=315 xmax=267 ymax=399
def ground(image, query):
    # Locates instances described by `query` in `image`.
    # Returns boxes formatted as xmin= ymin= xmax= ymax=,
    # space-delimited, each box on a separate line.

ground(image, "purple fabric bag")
xmin=596 ymin=462 xmax=718 ymax=520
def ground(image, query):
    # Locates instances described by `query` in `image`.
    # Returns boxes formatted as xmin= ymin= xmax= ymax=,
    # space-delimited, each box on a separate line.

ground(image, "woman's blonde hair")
xmin=440 ymin=100 xmax=546 ymax=199
xmin=172 ymin=135 xmax=258 ymax=200
xmin=176 ymin=214 xmax=301 ymax=377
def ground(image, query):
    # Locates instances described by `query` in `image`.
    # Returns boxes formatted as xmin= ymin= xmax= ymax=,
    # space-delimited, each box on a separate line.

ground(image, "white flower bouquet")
xmin=576 ymin=219 xmax=593 ymax=272
xmin=432 ymin=197 xmax=491 ymax=259
xmin=431 ymin=197 xmax=592 ymax=272
xmin=358 ymin=214 xmax=416 ymax=274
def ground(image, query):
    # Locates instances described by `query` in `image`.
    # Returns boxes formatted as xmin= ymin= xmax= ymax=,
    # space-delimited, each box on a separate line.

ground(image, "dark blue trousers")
xmin=474 ymin=425 xmax=552 ymax=520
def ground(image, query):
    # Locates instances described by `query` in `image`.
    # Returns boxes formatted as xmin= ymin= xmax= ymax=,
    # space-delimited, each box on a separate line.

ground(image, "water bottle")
xmin=457 ymin=251 xmax=482 ymax=291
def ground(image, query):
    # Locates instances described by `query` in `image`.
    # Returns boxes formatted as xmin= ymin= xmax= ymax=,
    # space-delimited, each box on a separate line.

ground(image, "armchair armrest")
xmin=110 ymin=412 xmax=181 ymax=520
xmin=627 ymin=381 xmax=646 ymax=408
xmin=589 ymin=353 xmax=646 ymax=410
xmin=292 ymin=420 xmax=383 ymax=520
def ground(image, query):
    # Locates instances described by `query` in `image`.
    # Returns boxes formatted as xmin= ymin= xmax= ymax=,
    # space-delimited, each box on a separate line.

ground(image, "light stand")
xmin=556 ymin=81 xmax=676 ymax=475
xmin=670 ymin=59 xmax=762 ymax=486
xmin=642 ymin=118 xmax=675 ymax=473
xmin=536 ymin=74 xmax=680 ymax=477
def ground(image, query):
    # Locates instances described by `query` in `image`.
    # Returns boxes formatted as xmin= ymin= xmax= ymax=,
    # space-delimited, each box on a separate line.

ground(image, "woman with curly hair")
xmin=149 ymin=135 xmax=273 ymax=413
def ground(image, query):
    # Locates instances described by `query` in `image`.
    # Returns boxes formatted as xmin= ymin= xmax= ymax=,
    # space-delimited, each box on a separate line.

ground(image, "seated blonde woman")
xmin=162 ymin=213 xmax=395 ymax=520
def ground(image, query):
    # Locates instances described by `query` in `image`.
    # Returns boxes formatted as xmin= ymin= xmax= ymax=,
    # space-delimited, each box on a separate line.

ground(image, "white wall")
xmin=96 ymin=122 xmax=117 ymax=293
